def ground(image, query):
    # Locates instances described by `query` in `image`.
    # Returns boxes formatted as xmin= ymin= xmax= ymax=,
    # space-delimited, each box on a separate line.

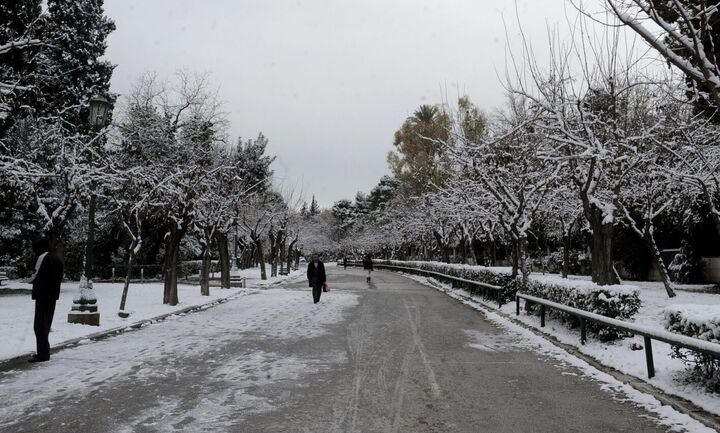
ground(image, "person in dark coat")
xmin=306 ymin=254 xmax=326 ymax=304
xmin=27 ymin=237 xmax=64 ymax=363
xmin=362 ymin=254 xmax=374 ymax=283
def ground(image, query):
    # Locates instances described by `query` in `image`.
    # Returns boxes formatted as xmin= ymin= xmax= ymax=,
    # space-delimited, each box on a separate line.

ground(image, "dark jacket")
xmin=307 ymin=261 xmax=326 ymax=288
xmin=32 ymin=252 xmax=64 ymax=301
xmin=363 ymin=258 xmax=373 ymax=271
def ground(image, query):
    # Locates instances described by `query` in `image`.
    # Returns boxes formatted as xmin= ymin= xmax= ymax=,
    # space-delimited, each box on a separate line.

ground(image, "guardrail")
xmin=342 ymin=260 xmax=505 ymax=307
xmin=340 ymin=260 xmax=720 ymax=381
xmin=515 ymin=292 xmax=720 ymax=378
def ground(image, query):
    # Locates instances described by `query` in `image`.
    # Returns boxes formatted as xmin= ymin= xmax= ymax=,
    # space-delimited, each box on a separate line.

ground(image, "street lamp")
xmin=88 ymin=95 xmax=112 ymax=127
xmin=68 ymin=95 xmax=113 ymax=327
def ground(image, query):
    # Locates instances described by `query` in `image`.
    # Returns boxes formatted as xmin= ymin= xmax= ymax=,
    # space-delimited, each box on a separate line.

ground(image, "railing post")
xmin=516 ymin=295 xmax=520 ymax=316
xmin=644 ymin=336 xmax=655 ymax=379
xmin=497 ymin=291 xmax=503 ymax=308
xmin=540 ymin=305 xmax=545 ymax=327
xmin=580 ymin=318 xmax=587 ymax=345
xmin=140 ymin=267 xmax=144 ymax=283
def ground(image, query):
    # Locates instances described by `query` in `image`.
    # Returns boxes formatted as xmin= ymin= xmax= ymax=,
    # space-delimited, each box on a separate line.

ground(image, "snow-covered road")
xmin=0 ymin=267 xmax=714 ymax=432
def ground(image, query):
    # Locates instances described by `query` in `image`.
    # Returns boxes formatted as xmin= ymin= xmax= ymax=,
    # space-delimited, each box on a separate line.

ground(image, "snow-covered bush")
xmin=179 ymin=260 xmax=221 ymax=279
xmin=375 ymin=259 xmax=641 ymax=340
xmin=664 ymin=305 xmax=720 ymax=392
xmin=668 ymin=241 xmax=705 ymax=284
xmin=523 ymin=276 xmax=641 ymax=340
xmin=544 ymin=249 xmax=590 ymax=276
xmin=374 ymin=259 xmax=517 ymax=300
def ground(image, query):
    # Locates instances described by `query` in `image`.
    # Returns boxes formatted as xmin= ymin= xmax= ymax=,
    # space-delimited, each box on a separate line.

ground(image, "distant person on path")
xmin=306 ymin=254 xmax=327 ymax=304
xmin=27 ymin=237 xmax=64 ymax=363
xmin=363 ymin=254 xmax=374 ymax=283
xmin=342 ymin=256 xmax=347 ymax=270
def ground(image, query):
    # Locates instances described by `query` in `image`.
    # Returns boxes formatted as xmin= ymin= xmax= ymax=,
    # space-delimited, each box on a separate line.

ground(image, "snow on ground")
xmin=400 ymin=272 xmax=720 ymax=422
xmin=0 ymin=266 xmax=303 ymax=362
xmin=0 ymin=288 xmax=359 ymax=432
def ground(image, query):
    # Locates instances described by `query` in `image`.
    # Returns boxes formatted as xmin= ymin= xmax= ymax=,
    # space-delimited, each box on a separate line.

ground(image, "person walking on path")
xmin=342 ymin=256 xmax=347 ymax=270
xmin=306 ymin=254 xmax=327 ymax=304
xmin=27 ymin=237 xmax=64 ymax=363
xmin=362 ymin=254 xmax=374 ymax=283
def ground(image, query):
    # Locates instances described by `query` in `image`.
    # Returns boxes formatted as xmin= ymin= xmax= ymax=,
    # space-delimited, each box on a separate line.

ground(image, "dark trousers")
xmin=312 ymin=283 xmax=323 ymax=303
xmin=34 ymin=299 xmax=56 ymax=360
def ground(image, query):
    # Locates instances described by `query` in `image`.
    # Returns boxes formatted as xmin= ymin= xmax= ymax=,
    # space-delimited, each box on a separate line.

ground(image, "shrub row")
xmin=374 ymin=259 xmax=641 ymax=341
xmin=664 ymin=306 xmax=720 ymax=392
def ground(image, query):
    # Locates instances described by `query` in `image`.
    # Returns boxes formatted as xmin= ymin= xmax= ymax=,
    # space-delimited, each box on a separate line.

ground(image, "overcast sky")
xmin=104 ymin=0 xmax=572 ymax=206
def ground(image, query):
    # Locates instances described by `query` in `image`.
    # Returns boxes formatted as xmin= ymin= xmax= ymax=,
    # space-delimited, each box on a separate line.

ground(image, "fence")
xmin=345 ymin=260 xmax=505 ymax=307
xmin=346 ymin=260 xmax=720 ymax=380
xmin=515 ymin=292 xmax=720 ymax=378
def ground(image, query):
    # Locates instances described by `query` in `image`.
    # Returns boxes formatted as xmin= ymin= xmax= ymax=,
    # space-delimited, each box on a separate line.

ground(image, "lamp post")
xmin=68 ymin=95 xmax=113 ymax=327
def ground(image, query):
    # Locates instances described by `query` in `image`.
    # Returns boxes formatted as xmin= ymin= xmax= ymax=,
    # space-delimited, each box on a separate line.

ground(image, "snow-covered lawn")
xmin=0 ymin=288 xmax=359 ymax=431
xmin=403 ymin=272 xmax=720 ymax=417
xmin=0 ymin=267 xmax=302 ymax=363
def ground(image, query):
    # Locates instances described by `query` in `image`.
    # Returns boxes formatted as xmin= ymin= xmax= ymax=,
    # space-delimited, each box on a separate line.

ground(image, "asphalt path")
xmin=0 ymin=267 xmax=677 ymax=432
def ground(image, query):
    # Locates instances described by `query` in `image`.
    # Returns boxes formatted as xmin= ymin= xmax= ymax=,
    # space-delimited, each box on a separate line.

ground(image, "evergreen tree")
xmin=234 ymin=133 xmax=276 ymax=194
xmin=367 ymin=175 xmax=401 ymax=214
xmin=387 ymin=104 xmax=452 ymax=194
xmin=309 ymin=195 xmax=320 ymax=216
xmin=41 ymin=0 xmax=116 ymax=126
xmin=0 ymin=0 xmax=44 ymax=131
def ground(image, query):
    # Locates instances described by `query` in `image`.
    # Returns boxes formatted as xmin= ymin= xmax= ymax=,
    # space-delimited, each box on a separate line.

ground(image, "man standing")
xmin=28 ymin=237 xmax=64 ymax=363
xmin=306 ymin=254 xmax=326 ymax=304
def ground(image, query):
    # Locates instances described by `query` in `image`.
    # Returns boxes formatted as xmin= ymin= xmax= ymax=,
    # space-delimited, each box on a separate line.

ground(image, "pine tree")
xmin=234 ymin=133 xmax=276 ymax=194
xmin=309 ymin=195 xmax=320 ymax=216
xmin=41 ymin=0 xmax=116 ymax=126
xmin=0 ymin=0 xmax=44 ymax=130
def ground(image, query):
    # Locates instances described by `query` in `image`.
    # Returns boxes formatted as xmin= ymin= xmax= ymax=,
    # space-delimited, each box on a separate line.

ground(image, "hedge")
xmin=664 ymin=305 xmax=720 ymax=392
xmin=374 ymin=259 xmax=641 ymax=341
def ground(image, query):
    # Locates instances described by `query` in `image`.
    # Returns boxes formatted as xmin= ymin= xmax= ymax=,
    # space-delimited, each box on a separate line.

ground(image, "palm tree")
xmin=411 ymin=104 xmax=438 ymax=125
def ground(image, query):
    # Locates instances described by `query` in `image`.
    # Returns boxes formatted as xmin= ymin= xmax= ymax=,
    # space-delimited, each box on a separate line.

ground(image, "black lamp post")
xmin=68 ymin=95 xmax=113 ymax=327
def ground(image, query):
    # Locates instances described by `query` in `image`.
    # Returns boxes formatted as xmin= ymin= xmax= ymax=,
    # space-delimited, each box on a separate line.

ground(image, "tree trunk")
xmin=200 ymin=244 xmax=211 ymax=296
xmin=286 ymin=239 xmax=297 ymax=272
xmin=510 ymin=238 xmax=519 ymax=278
xmin=268 ymin=231 xmax=277 ymax=277
xmin=562 ymin=233 xmax=571 ymax=279
xmin=255 ymin=239 xmax=267 ymax=280
xmin=163 ymin=227 xmax=183 ymax=305
xmin=643 ymin=224 xmax=676 ymax=298
xmin=119 ymin=247 xmax=135 ymax=313
xmin=519 ymin=235 xmax=530 ymax=283
xmin=589 ymin=208 xmax=618 ymax=285
xmin=216 ymin=232 xmax=231 ymax=289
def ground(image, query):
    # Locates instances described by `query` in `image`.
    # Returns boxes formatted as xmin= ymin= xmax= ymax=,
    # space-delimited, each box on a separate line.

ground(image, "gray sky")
xmin=104 ymin=0 xmax=569 ymax=206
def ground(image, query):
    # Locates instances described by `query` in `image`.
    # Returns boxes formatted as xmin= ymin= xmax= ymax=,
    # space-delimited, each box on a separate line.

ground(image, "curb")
xmin=397 ymin=271 xmax=720 ymax=432
xmin=0 ymin=288 xmax=260 ymax=372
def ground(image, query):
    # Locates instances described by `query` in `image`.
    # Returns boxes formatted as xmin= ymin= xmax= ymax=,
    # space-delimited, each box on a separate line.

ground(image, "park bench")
xmin=229 ymin=275 xmax=245 ymax=288
xmin=0 ymin=271 xmax=8 ymax=286
xmin=279 ymin=265 xmax=289 ymax=276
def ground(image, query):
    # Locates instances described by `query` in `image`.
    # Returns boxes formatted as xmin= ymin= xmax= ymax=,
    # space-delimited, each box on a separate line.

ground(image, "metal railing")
xmin=343 ymin=261 xmax=505 ymax=307
xmin=516 ymin=292 xmax=720 ymax=378
xmin=341 ymin=260 xmax=720 ymax=380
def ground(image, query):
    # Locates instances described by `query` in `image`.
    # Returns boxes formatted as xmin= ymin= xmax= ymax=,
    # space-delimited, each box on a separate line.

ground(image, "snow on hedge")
xmin=664 ymin=305 xmax=720 ymax=343
xmin=663 ymin=305 xmax=720 ymax=392
xmin=375 ymin=259 xmax=642 ymax=340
